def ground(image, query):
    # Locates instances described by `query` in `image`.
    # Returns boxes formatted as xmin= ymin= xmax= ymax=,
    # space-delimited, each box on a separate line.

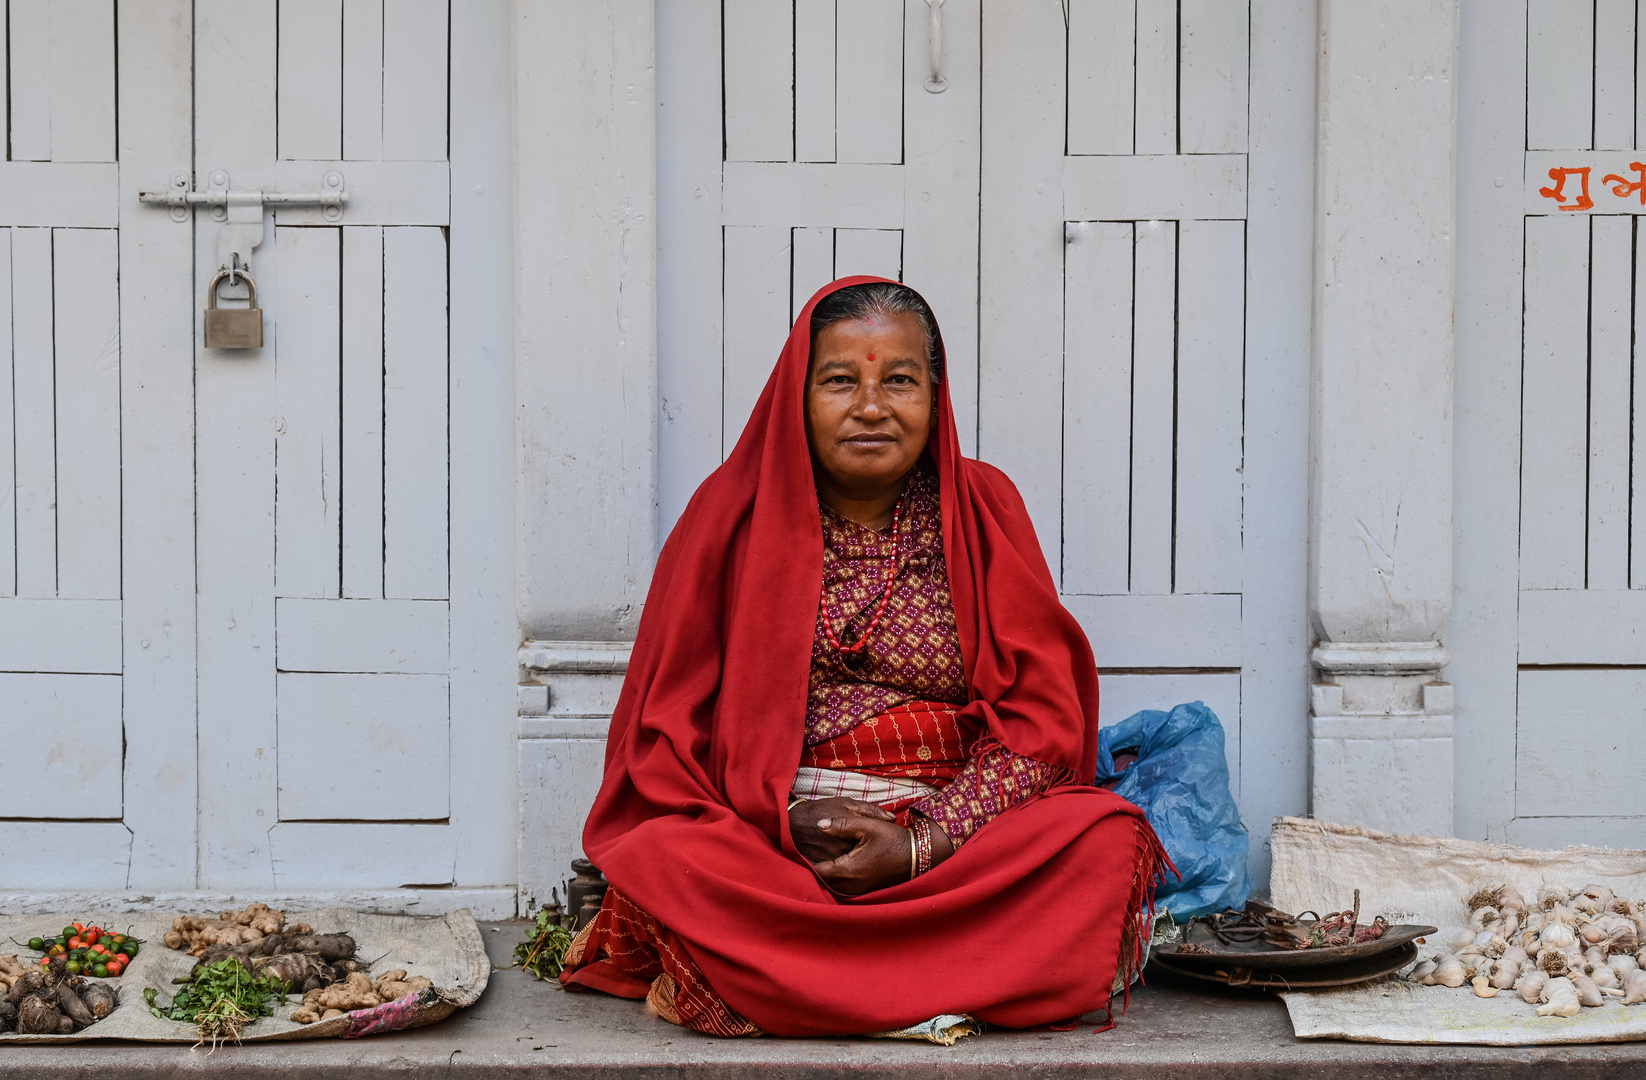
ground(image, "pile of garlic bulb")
xmin=1406 ymin=884 xmax=1646 ymax=1017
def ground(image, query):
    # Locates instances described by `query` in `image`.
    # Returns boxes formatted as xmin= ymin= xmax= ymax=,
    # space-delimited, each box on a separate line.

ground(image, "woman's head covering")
xmin=578 ymin=278 xmax=1141 ymax=1035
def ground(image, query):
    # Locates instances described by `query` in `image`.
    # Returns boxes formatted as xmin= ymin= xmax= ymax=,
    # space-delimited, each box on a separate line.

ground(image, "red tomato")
xmin=72 ymin=922 xmax=84 ymax=932
xmin=37 ymin=957 xmax=48 ymax=967
xmin=114 ymin=953 xmax=130 ymax=964
xmin=90 ymin=944 xmax=107 ymax=955
xmin=68 ymin=937 xmax=83 ymax=950
xmin=83 ymin=929 xmax=99 ymax=945
xmin=105 ymin=961 xmax=122 ymax=977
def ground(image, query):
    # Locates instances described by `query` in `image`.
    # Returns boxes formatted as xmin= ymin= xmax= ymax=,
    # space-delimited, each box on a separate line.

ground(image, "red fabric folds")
xmin=574 ymin=276 xmax=1161 ymax=1035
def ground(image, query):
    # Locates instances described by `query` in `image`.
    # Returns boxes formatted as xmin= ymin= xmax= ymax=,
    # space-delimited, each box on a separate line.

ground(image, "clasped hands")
xmin=788 ymin=796 xmax=953 ymax=895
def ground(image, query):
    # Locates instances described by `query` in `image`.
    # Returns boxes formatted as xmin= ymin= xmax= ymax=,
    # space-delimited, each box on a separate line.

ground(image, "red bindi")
xmin=865 ymin=353 xmax=876 ymax=362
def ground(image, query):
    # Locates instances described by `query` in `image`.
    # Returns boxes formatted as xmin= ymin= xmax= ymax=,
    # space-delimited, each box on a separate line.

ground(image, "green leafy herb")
xmin=145 ymin=959 xmax=289 ymax=1046
xmin=510 ymin=908 xmax=575 ymax=980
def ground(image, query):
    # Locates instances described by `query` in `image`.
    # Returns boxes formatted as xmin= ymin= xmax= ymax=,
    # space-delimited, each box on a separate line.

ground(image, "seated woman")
xmin=560 ymin=278 xmax=1167 ymax=1037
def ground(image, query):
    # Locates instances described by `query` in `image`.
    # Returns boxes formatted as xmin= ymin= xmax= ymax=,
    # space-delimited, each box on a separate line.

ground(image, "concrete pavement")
xmin=0 ymin=921 xmax=1641 ymax=1077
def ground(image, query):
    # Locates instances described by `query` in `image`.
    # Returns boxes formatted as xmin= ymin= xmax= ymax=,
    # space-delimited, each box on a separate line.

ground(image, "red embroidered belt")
xmin=801 ymin=700 xmax=981 ymax=782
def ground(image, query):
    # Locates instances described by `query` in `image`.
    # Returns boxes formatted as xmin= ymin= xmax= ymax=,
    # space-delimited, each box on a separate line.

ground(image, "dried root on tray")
xmin=0 ymin=957 xmax=117 ymax=1034
xmin=286 ymin=969 xmax=432 ymax=1025
xmin=163 ymin=904 xmax=317 ymax=955
xmin=1410 ymin=882 xmax=1646 ymax=1017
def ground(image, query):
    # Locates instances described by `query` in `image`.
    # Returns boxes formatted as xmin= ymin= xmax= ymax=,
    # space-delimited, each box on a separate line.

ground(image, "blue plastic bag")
xmin=1094 ymin=701 xmax=1250 ymax=919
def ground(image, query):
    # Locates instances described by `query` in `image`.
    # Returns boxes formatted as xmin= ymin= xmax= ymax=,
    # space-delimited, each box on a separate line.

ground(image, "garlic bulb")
xmin=1472 ymin=975 xmax=1500 ymax=998
xmin=1539 ymin=884 xmax=1573 ymax=908
xmin=1470 ymin=905 xmax=1503 ymax=933
xmin=1502 ymin=945 xmax=1530 ymax=969
xmin=1572 ymin=973 xmax=1605 ymax=1008
xmin=1540 ymin=921 xmax=1578 ymax=950
xmin=1498 ymin=911 xmax=1521 ymax=940
xmin=1484 ymin=936 xmax=1508 ymax=958
xmin=1497 ymin=885 xmax=1528 ymax=915
xmin=1609 ymin=954 xmax=1640 ymax=978
xmin=1537 ymin=948 xmax=1570 ymax=977
xmin=1490 ymin=958 xmax=1521 ymax=990
xmin=1585 ymin=945 xmax=1608 ymax=968
xmin=1589 ymin=963 xmax=1619 ymax=990
xmin=1434 ymin=957 xmax=1468 ymax=988
xmin=1623 ymin=969 xmax=1646 ymax=1005
xmin=1408 ymin=958 xmax=1438 ymax=984
xmin=1448 ymin=928 xmax=1478 ymax=951
xmin=1585 ymin=885 xmax=1615 ymax=913
xmin=1573 ymin=894 xmax=1600 ymax=916
xmin=1518 ymin=970 xmax=1548 ymax=1004
xmin=1547 ymin=902 xmax=1576 ymax=927
xmin=1537 ymin=977 xmax=1581 ymax=1017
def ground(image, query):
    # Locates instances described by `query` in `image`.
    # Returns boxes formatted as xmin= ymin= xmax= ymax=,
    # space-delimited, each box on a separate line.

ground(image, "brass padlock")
xmin=204 ymin=269 xmax=264 ymax=349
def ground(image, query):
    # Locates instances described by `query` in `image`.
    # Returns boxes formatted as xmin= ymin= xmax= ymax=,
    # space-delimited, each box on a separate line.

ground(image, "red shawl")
xmin=581 ymin=276 xmax=1161 ymax=1034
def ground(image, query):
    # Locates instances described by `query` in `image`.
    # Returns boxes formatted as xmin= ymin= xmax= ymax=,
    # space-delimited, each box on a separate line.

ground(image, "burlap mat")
xmin=0 ymin=907 xmax=488 ymax=1043
xmin=1269 ymin=817 xmax=1646 ymax=1045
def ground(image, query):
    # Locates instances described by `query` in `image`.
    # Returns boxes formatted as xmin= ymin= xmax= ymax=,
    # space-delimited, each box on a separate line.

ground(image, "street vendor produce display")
xmin=1 ymin=957 xmax=118 ymax=1034
xmin=1406 ymin=883 xmax=1646 ymax=1015
xmin=0 ymin=906 xmax=487 ymax=1044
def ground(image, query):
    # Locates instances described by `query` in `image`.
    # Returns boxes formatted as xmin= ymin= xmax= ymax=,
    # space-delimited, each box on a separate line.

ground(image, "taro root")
xmin=56 ymin=983 xmax=95 ymax=1030
xmin=257 ymin=951 xmax=328 ymax=988
xmin=281 ymin=934 xmax=356 ymax=962
xmin=8 ymin=971 xmax=44 ymax=1006
xmin=78 ymin=981 xmax=116 ymax=1020
xmin=16 ymin=995 xmax=62 ymax=1035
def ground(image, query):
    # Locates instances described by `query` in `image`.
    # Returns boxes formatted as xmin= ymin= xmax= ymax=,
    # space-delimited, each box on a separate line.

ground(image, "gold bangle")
xmin=787 ymin=796 xmax=805 ymax=811
xmin=908 ymin=828 xmax=918 ymax=881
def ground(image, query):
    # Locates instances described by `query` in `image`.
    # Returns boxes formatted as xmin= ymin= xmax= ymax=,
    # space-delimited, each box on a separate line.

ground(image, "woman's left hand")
xmin=808 ymin=813 xmax=916 ymax=895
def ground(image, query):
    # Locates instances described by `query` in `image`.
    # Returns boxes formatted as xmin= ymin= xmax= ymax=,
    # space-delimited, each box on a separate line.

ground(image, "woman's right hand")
xmin=788 ymin=797 xmax=894 ymax=864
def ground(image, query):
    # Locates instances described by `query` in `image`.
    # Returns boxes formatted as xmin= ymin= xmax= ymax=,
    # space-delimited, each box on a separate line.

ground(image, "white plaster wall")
xmin=1311 ymin=0 xmax=1458 ymax=645
xmin=514 ymin=0 xmax=658 ymax=640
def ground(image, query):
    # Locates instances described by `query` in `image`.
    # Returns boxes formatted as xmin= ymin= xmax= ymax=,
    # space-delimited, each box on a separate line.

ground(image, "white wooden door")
xmin=658 ymin=0 xmax=982 ymax=532
xmin=2 ymin=0 xmax=512 ymax=902
xmin=1455 ymin=0 xmax=1646 ymax=848
xmin=193 ymin=0 xmax=468 ymax=892
xmin=981 ymin=1 xmax=1294 ymax=816
xmin=0 ymin=1 xmax=195 ymax=890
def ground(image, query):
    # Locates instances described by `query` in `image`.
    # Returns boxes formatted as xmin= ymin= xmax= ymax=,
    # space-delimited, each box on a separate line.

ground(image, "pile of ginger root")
xmin=1406 ymin=883 xmax=1646 ymax=1016
xmin=162 ymin=902 xmax=434 ymax=1024
xmin=163 ymin=903 xmax=314 ymax=955
xmin=287 ymin=968 xmax=432 ymax=1025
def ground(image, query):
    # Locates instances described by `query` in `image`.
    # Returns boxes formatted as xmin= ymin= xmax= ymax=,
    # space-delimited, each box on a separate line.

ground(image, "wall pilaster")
xmin=1309 ymin=0 xmax=1459 ymax=834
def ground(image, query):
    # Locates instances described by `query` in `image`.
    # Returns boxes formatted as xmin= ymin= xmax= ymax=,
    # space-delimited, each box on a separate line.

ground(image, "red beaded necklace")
xmin=819 ymin=491 xmax=907 ymax=657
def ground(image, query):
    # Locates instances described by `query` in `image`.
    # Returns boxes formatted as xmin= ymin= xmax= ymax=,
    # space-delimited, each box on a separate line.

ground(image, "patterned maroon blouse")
xmin=806 ymin=464 xmax=1067 ymax=845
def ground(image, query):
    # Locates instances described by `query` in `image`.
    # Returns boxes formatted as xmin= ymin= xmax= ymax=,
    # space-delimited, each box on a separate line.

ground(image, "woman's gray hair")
xmin=810 ymin=282 xmax=941 ymax=382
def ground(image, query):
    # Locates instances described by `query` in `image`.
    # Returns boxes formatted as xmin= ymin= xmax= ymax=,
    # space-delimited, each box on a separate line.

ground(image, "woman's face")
xmin=805 ymin=312 xmax=935 ymax=498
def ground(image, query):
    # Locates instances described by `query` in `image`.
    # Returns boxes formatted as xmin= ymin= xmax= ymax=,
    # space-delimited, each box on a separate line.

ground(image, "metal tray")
xmin=1158 ymin=921 xmax=1436 ymax=971
xmin=1149 ymin=942 xmax=1418 ymax=991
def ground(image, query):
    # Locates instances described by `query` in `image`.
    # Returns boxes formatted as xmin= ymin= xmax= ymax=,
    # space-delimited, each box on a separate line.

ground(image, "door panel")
xmin=661 ymin=0 xmax=981 ymax=531
xmin=1 ymin=54 xmax=126 ymax=845
xmin=195 ymin=0 xmax=455 ymax=887
xmin=983 ymin=1 xmax=1255 ymax=794
xmin=1456 ymin=0 xmax=1646 ymax=844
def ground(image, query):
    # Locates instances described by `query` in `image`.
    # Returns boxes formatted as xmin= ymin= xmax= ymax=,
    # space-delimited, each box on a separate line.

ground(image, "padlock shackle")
xmin=206 ymin=268 xmax=258 ymax=309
